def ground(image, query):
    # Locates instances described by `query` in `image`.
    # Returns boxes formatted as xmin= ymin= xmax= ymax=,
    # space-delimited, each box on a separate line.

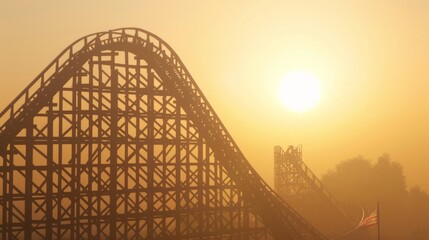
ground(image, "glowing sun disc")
xmin=279 ymin=71 xmax=321 ymax=112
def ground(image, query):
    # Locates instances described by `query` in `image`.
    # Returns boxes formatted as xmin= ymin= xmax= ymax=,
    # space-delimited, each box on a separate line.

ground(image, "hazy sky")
xmin=1 ymin=1 xmax=428 ymax=191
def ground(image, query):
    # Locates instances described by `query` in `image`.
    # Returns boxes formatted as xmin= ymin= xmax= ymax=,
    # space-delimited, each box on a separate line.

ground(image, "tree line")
xmin=321 ymin=155 xmax=429 ymax=240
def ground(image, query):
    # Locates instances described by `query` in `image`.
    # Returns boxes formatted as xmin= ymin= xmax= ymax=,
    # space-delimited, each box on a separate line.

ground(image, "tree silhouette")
xmin=408 ymin=186 xmax=429 ymax=239
xmin=321 ymin=155 xmax=429 ymax=240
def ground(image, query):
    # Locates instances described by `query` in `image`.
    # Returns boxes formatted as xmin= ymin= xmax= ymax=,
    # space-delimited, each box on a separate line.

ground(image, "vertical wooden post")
xmin=377 ymin=202 xmax=380 ymax=240
xmin=110 ymin=68 xmax=118 ymax=239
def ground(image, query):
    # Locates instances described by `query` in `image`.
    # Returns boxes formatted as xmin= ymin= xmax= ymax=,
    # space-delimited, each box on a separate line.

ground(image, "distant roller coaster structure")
xmin=0 ymin=28 xmax=338 ymax=239
xmin=274 ymin=146 xmax=356 ymax=238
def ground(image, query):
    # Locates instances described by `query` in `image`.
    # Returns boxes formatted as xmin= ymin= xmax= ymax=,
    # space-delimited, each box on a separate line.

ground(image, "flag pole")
xmin=377 ymin=202 xmax=380 ymax=240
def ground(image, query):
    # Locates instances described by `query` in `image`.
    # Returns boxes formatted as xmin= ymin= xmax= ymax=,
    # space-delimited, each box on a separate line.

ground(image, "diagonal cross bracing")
xmin=0 ymin=28 xmax=327 ymax=240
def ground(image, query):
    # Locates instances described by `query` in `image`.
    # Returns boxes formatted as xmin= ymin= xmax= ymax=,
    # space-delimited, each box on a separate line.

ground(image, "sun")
xmin=278 ymin=71 xmax=321 ymax=113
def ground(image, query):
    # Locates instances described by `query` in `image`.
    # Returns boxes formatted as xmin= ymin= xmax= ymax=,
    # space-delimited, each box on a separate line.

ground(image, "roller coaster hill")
xmin=0 ymin=28 xmax=360 ymax=240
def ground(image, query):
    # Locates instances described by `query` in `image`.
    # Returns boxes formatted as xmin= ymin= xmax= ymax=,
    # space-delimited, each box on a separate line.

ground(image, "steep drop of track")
xmin=0 ymin=28 xmax=327 ymax=240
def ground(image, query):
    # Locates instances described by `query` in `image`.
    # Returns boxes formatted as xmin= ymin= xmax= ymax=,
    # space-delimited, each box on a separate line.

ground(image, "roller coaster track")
xmin=0 ymin=28 xmax=327 ymax=239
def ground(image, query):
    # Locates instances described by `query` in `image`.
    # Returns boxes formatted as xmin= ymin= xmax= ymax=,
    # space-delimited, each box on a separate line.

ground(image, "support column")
xmin=24 ymin=121 xmax=34 ymax=240
xmin=1 ymin=146 xmax=6 ymax=240
xmin=197 ymin=135 xmax=203 ymax=235
xmin=175 ymin=105 xmax=181 ymax=237
xmin=46 ymin=102 xmax=54 ymax=240
xmin=146 ymin=66 xmax=154 ymax=239
xmin=110 ymin=69 xmax=119 ymax=239
xmin=273 ymin=146 xmax=282 ymax=193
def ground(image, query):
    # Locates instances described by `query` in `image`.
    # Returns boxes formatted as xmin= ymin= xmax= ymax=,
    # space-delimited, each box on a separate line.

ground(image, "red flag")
xmin=355 ymin=210 xmax=378 ymax=230
xmin=331 ymin=208 xmax=379 ymax=240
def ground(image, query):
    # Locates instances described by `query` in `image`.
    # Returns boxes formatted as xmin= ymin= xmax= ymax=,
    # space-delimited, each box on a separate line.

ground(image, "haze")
xmin=0 ymin=0 xmax=428 ymax=191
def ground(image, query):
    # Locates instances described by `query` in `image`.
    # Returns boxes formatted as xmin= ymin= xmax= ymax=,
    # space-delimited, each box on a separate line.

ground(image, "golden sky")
xmin=1 ymin=0 xmax=428 ymax=191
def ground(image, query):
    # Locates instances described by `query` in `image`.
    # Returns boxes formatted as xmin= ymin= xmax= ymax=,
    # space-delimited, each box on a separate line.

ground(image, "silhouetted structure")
xmin=274 ymin=145 xmax=356 ymax=238
xmin=0 ymin=28 xmax=326 ymax=239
